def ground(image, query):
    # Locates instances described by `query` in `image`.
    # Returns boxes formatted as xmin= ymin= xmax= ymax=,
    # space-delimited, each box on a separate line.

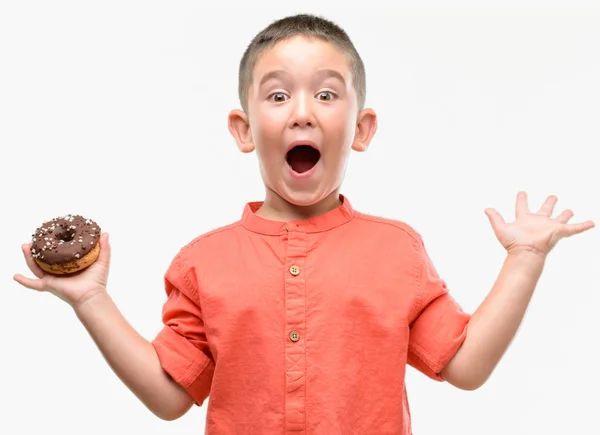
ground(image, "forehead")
xmin=252 ymin=35 xmax=352 ymax=83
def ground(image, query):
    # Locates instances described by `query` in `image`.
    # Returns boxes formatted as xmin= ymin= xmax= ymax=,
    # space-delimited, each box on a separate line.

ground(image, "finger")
xmin=96 ymin=233 xmax=111 ymax=268
xmin=538 ymin=195 xmax=558 ymax=217
xmin=516 ymin=191 xmax=530 ymax=219
xmin=485 ymin=208 xmax=506 ymax=230
xmin=13 ymin=273 xmax=46 ymax=291
xmin=562 ymin=220 xmax=595 ymax=236
xmin=555 ymin=209 xmax=574 ymax=224
xmin=22 ymin=244 xmax=45 ymax=279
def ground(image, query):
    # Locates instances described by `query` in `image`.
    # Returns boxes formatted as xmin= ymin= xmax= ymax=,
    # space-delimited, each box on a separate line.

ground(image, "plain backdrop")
xmin=1 ymin=1 xmax=599 ymax=434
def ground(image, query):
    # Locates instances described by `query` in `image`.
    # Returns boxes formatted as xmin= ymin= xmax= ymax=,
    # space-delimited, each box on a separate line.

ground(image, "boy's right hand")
xmin=13 ymin=233 xmax=111 ymax=309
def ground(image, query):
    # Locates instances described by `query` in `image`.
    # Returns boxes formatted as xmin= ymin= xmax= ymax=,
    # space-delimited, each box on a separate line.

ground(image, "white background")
xmin=1 ymin=1 xmax=599 ymax=434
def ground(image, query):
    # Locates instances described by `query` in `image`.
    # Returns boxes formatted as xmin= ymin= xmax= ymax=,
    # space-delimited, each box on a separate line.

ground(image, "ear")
xmin=351 ymin=108 xmax=377 ymax=152
xmin=228 ymin=109 xmax=254 ymax=153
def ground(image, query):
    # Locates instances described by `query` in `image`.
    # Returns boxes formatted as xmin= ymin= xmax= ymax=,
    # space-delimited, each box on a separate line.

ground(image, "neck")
xmin=255 ymin=188 xmax=342 ymax=222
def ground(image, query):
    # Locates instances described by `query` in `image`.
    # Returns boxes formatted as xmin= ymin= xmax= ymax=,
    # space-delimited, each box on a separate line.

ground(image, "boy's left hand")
xmin=484 ymin=191 xmax=595 ymax=257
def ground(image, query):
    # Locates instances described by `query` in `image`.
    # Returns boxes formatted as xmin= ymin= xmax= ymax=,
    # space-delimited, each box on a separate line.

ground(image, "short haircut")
xmin=237 ymin=13 xmax=366 ymax=113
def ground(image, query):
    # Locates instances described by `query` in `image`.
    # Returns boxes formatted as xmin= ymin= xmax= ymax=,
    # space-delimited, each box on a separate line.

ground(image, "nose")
xmin=288 ymin=92 xmax=316 ymax=129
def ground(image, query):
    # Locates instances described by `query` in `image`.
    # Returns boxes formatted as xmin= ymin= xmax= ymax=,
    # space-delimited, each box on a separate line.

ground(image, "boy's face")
xmin=229 ymin=35 xmax=376 ymax=209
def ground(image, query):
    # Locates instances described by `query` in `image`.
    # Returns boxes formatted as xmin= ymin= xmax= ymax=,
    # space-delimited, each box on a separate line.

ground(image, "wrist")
xmin=507 ymin=245 xmax=548 ymax=261
xmin=72 ymin=288 xmax=109 ymax=314
xmin=504 ymin=247 xmax=546 ymax=277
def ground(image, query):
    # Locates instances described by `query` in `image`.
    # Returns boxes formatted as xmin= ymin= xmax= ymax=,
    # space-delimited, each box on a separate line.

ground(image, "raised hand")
xmin=13 ymin=233 xmax=111 ymax=308
xmin=484 ymin=192 xmax=594 ymax=257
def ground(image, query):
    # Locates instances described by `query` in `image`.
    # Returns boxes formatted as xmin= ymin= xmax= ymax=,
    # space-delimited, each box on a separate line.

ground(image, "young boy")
xmin=14 ymin=13 xmax=594 ymax=435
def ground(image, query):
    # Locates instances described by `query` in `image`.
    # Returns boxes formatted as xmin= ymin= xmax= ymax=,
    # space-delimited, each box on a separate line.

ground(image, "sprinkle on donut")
xmin=30 ymin=215 xmax=101 ymax=265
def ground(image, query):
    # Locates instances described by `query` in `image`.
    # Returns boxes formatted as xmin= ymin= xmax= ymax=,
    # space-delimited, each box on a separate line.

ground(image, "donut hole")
xmin=56 ymin=229 xmax=75 ymax=242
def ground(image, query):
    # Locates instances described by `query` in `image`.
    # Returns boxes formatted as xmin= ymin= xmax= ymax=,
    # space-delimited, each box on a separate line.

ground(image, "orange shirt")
xmin=151 ymin=195 xmax=470 ymax=434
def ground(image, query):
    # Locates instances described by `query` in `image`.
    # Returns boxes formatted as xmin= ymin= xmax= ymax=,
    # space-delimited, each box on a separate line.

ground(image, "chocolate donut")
xmin=30 ymin=215 xmax=101 ymax=275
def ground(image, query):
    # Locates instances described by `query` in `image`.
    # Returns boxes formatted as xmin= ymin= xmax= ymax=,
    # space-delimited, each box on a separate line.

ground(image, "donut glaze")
xmin=31 ymin=215 xmax=101 ymax=274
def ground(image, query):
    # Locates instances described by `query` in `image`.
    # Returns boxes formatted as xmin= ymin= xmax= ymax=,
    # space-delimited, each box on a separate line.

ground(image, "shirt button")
xmin=289 ymin=265 xmax=300 ymax=276
xmin=289 ymin=331 xmax=300 ymax=342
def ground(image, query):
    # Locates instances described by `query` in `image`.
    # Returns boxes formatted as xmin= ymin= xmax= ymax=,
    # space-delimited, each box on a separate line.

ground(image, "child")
xmin=14 ymin=13 xmax=595 ymax=435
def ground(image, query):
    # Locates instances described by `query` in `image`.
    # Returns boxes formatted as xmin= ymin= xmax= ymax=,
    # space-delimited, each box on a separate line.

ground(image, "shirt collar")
xmin=241 ymin=194 xmax=355 ymax=235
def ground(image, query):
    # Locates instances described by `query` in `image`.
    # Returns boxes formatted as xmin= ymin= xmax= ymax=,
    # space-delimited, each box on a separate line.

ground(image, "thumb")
xmin=484 ymin=208 xmax=505 ymax=231
xmin=96 ymin=232 xmax=111 ymax=267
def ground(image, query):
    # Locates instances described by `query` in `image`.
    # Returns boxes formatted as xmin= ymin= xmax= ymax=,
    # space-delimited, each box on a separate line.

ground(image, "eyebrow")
xmin=257 ymin=68 xmax=347 ymax=88
xmin=316 ymin=69 xmax=346 ymax=86
xmin=258 ymin=69 xmax=289 ymax=88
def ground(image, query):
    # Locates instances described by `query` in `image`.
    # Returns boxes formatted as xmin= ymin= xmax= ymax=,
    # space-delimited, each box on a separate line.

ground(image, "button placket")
xmin=283 ymin=226 xmax=308 ymax=432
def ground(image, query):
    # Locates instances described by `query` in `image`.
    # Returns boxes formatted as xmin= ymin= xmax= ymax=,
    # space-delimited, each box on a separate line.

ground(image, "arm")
xmin=14 ymin=233 xmax=202 ymax=420
xmin=441 ymin=249 xmax=544 ymax=390
xmin=441 ymin=192 xmax=593 ymax=390
xmin=73 ymin=292 xmax=194 ymax=420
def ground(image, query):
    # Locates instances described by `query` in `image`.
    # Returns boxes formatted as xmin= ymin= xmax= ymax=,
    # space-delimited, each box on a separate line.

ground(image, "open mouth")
xmin=286 ymin=145 xmax=321 ymax=174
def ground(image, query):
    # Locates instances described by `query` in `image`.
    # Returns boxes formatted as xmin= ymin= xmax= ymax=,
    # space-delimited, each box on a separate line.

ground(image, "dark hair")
xmin=237 ymin=13 xmax=366 ymax=113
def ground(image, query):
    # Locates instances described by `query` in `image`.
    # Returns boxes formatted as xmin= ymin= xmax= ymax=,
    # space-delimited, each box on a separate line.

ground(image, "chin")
xmin=277 ymin=189 xmax=323 ymax=207
xmin=284 ymin=194 xmax=323 ymax=207
xmin=279 ymin=188 xmax=328 ymax=207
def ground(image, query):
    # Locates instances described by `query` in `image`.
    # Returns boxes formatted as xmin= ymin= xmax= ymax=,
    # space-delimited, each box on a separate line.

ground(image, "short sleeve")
xmin=407 ymin=236 xmax=470 ymax=381
xmin=151 ymin=251 xmax=215 ymax=406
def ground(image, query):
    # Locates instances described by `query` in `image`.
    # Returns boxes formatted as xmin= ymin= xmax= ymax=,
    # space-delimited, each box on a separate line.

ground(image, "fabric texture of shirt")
xmin=151 ymin=195 xmax=471 ymax=434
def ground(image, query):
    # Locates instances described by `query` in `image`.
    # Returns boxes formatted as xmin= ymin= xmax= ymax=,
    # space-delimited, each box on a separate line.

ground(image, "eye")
xmin=268 ymin=92 xmax=289 ymax=103
xmin=316 ymin=91 xmax=336 ymax=101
